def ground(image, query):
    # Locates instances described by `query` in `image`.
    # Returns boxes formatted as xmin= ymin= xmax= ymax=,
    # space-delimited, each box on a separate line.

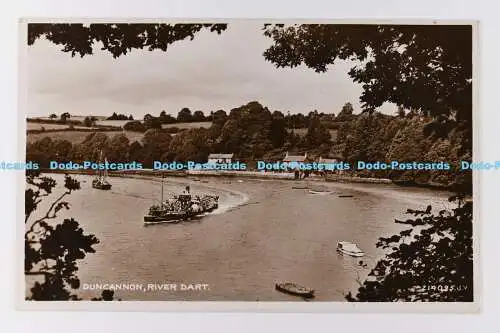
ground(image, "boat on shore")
xmin=309 ymin=190 xmax=332 ymax=195
xmin=144 ymin=178 xmax=219 ymax=224
xmin=275 ymin=282 xmax=315 ymax=299
xmin=336 ymin=241 xmax=365 ymax=257
xmin=92 ymin=150 xmax=112 ymax=190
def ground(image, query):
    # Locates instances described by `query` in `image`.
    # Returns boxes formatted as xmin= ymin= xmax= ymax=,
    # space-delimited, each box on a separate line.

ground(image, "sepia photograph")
xmin=20 ymin=19 xmax=476 ymax=309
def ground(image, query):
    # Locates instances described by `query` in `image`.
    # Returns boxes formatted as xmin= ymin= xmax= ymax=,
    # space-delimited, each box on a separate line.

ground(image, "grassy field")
xmin=26 ymin=121 xmax=212 ymax=144
xmin=34 ymin=116 xmax=107 ymax=121
xmin=27 ymin=123 xmax=70 ymax=130
xmin=27 ymin=123 xmax=91 ymax=130
xmin=162 ymin=121 xmax=212 ymax=129
xmin=27 ymin=130 xmax=145 ymax=145
xmin=27 ymin=123 xmax=336 ymax=145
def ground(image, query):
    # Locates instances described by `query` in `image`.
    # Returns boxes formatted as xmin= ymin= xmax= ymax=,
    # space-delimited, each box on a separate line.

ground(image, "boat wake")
xmin=210 ymin=188 xmax=249 ymax=215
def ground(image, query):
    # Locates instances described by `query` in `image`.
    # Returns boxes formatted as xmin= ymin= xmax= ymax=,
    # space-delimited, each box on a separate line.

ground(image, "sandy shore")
xmin=39 ymin=167 xmax=395 ymax=185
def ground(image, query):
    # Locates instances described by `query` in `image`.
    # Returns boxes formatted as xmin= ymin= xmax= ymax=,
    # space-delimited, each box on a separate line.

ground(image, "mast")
xmin=98 ymin=150 xmax=103 ymax=181
xmin=104 ymin=156 xmax=109 ymax=180
xmin=95 ymin=150 xmax=101 ymax=180
xmin=160 ymin=174 xmax=164 ymax=208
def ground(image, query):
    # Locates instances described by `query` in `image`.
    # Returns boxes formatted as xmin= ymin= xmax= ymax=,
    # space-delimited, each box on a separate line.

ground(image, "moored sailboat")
xmin=92 ymin=150 xmax=112 ymax=190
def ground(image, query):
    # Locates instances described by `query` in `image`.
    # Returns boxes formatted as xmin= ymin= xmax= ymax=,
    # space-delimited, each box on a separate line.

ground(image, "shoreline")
xmin=36 ymin=168 xmax=452 ymax=191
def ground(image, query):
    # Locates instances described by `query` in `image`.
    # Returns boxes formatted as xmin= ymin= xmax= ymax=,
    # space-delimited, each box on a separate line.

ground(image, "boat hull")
xmin=143 ymin=205 xmax=218 ymax=224
xmin=309 ymin=190 xmax=332 ymax=194
xmin=275 ymin=283 xmax=315 ymax=299
xmin=92 ymin=183 xmax=112 ymax=190
xmin=143 ymin=215 xmax=184 ymax=224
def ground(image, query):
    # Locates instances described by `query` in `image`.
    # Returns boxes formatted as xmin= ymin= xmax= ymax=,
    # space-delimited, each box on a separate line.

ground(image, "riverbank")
xmin=40 ymin=167 xmax=447 ymax=190
xmin=38 ymin=168 xmax=409 ymax=186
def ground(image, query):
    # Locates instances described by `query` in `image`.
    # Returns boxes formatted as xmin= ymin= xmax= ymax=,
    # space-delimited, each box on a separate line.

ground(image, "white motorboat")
xmin=337 ymin=241 xmax=365 ymax=257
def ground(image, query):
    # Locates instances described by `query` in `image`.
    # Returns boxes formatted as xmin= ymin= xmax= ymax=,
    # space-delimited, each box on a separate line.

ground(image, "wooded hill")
xmin=26 ymin=101 xmax=471 ymax=188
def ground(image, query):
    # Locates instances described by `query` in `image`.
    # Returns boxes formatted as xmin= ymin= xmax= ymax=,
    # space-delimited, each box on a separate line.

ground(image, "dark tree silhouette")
xmin=192 ymin=110 xmax=206 ymax=122
xmin=83 ymin=116 xmax=95 ymax=127
xmin=263 ymin=24 xmax=474 ymax=302
xmin=263 ymin=24 xmax=472 ymax=147
xmin=177 ymin=107 xmax=193 ymax=122
xmin=26 ymin=22 xmax=227 ymax=302
xmin=28 ymin=23 xmax=227 ymax=58
xmin=60 ymin=112 xmax=71 ymax=122
xmin=107 ymin=112 xmax=129 ymax=120
xmin=346 ymin=197 xmax=473 ymax=302
xmin=25 ymin=170 xmax=113 ymax=300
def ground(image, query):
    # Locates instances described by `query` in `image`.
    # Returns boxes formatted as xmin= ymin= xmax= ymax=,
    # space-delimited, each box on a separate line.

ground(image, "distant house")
xmin=207 ymin=153 xmax=234 ymax=164
xmin=283 ymin=151 xmax=308 ymax=163
xmin=282 ymin=152 xmax=308 ymax=178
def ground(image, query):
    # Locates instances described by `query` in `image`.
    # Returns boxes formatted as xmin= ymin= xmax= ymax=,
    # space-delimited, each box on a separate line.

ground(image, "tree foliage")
xmin=28 ymin=23 xmax=227 ymax=58
xmin=60 ymin=112 xmax=71 ymax=123
xmin=107 ymin=112 xmax=130 ymax=120
xmin=263 ymin=24 xmax=474 ymax=302
xmin=25 ymin=171 xmax=112 ymax=300
xmin=346 ymin=197 xmax=473 ymax=302
xmin=177 ymin=108 xmax=193 ymax=123
xmin=263 ymin=24 xmax=472 ymax=146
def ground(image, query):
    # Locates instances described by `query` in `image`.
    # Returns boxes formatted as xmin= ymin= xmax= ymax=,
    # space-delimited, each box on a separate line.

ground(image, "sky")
xmin=27 ymin=22 xmax=395 ymax=119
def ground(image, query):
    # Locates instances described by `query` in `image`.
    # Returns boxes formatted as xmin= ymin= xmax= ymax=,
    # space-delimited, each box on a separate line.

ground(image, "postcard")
xmin=18 ymin=19 xmax=479 ymax=312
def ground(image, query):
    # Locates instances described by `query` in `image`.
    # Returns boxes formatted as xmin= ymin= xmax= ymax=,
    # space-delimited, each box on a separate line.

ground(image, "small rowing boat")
xmin=309 ymin=190 xmax=332 ymax=195
xmin=275 ymin=282 xmax=315 ymax=298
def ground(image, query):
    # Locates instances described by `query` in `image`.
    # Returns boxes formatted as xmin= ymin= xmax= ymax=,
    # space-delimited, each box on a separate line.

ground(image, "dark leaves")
xmin=348 ymin=199 xmax=473 ymax=302
xmin=25 ymin=173 xmax=110 ymax=301
xmin=28 ymin=23 xmax=228 ymax=58
xmin=263 ymin=24 xmax=472 ymax=154
xmin=64 ymin=175 xmax=80 ymax=191
xmin=91 ymin=290 xmax=119 ymax=301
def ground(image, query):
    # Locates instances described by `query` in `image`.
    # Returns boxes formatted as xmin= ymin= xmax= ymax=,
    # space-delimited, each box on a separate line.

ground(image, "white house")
xmin=282 ymin=151 xmax=308 ymax=174
xmin=207 ymin=153 xmax=234 ymax=164
xmin=283 ymin=151 xmax=307 ymax=163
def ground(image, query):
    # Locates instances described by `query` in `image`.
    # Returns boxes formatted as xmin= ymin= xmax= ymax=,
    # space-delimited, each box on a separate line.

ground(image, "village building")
xmin=283 ymin=152 xmax=308 ymax=178
xmin=207 ymin=153 xmax=234 ymax=164
xmin=283 ymin=151 xmax=308 ymax=164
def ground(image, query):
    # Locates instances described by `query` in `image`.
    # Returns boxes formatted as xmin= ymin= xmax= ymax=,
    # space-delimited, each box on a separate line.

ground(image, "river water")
xmin=27 ymin=174 xmax=452 ymax=301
